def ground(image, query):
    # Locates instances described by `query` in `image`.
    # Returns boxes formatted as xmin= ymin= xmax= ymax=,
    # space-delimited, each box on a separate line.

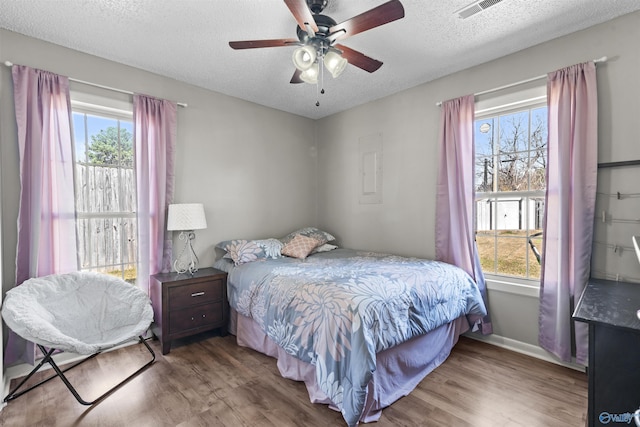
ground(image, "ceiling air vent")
xmin=456 ymin=0 xmax=504 ymax=19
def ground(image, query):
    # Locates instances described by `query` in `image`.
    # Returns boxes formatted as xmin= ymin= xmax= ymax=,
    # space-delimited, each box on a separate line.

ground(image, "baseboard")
xmin=464 ymin=332 xmax=585 ymax=372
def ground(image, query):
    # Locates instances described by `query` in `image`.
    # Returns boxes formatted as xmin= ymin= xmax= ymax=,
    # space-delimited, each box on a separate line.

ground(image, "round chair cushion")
xmin=1 ymin=271 xmax=153 ymax=355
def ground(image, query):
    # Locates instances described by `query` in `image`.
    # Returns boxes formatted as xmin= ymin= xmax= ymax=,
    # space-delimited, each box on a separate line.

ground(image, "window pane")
xmin=475 ymin=156 xmax=494 ymax=192
xmin=73 ymin=112 xmax=87 ymax=162
xmin=119 ymin=121 xmax=134 ymax=168
xmin=81 ymin=218 xmax=123 ymax=268
xmin=528 ymin=232 xmax=543 ymax=279
xmin=76 ymin=216 xmax=138 ymax=275
xmin=121 ymin=167 xmax=136 ymax=212
xmin=476 ymin=199 xmax=493 ymax=231
xmin=83 ymin=115 xmax=133 ymax=167
xmin=476 ymin=231 xmax=496 ymax=274
xmin=530 ymin=107 xmax=548 ymax=151
xmin=475 ymin=118 xmax=495 ymax=157
xmin=498 ymin=155 xmax=528 ymax=191
xmin=499 ymin=111 xmax=529 ymax=153
xmin=495 ymin=234 xmax=528 ymax=277
xmin=495 ymin=198 xmax=523 ymax=230
xmin=529 ymin=149 xmax=546 ymax=191
xmin=81 ymin=165 xmax=124 ymax=213
xmin=77 ymin=218 xmax=92 ymax=269
xmin=533 ymin=198 xmax=545 ymax=229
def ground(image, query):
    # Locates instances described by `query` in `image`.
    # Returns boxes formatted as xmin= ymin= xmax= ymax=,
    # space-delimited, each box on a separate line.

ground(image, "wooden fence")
xmin=75 ymin=163 xmax=137 ymax=281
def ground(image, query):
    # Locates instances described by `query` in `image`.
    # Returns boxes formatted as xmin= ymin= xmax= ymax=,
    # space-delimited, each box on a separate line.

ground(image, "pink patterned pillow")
xmin=281 ymin=234 xmax=322 ymax=259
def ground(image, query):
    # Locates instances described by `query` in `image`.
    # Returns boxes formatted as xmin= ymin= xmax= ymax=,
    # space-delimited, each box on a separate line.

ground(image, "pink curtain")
xmin=134 ymin=94 xmax=176 ymax=294
xmin=6 ymin=65 xmax=78 ymax=365
xmin=539 ymin=62 xmax=597 ymax=364
xmin=436 ymin=95 xmax=491 ymax=334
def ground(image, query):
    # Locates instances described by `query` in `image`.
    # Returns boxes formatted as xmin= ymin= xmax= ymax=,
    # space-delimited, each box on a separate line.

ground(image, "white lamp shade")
xmin=300 ymin=62 xmax=319 ymax=84
xmin=167 ymin=203 xmax=207 ymax=231
xmin=324 ymin=51 xmax=347 ymax=78
xmin=292 ymin=45 xmax=317 ymax=71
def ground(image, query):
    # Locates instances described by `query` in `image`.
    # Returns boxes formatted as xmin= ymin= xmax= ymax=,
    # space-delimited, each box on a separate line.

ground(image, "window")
xmin=72 ymin=106 xmax=137 ymax=284
xmin=475 ymin=101 xmax=547 ymax=280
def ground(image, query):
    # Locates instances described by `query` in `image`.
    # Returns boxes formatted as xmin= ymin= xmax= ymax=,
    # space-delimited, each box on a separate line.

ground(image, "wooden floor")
xmin=0 ymin=333 xmax=587 ymax=426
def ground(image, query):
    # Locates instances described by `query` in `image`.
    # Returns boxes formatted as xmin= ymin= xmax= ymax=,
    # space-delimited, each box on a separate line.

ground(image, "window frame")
xmin=475 ymin=95 xmax=547 ymax=286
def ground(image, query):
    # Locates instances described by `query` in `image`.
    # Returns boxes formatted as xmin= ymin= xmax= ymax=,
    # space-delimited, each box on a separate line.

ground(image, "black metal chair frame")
xmin=3 ymin=336 xmax=155 ymax=405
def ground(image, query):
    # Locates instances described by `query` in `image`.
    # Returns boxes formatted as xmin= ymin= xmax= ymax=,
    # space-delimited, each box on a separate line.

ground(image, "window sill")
xmin=485 ymin=275 xmax=540 ymax=298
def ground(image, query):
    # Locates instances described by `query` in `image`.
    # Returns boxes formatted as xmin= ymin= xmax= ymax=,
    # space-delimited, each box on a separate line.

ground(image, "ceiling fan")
xmin=229 ymin=0 xmax=405 ymax=85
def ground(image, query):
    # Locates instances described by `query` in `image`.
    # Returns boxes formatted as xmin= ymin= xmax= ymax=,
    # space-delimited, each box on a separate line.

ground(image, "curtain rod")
xmin=3 ymin=61 xmax=187 ymax=108
xmin=435 ymin=56 xmax=608 ymax=107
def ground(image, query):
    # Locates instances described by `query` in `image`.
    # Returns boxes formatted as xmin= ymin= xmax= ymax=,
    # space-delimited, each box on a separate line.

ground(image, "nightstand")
xmin=150 ymin=267 xmax=228 ymax=355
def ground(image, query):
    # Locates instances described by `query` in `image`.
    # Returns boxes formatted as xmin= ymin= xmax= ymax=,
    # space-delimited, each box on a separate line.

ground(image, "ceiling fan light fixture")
xmin=324 ymin=50 xmax=348 ymax=78
xmin=292 ymin=45 xmax=317 ymax=71
xmin=300 ymin=62 xmax=319 ymax=84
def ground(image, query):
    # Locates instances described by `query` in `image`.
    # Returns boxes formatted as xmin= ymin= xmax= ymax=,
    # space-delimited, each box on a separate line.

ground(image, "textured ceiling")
xmin=1 ymin=0 xmax=640 ymax=119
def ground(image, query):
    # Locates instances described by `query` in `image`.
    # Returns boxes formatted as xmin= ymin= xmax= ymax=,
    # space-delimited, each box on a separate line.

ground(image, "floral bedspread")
xmin=216 ymin=249 xmax=486 ymax=426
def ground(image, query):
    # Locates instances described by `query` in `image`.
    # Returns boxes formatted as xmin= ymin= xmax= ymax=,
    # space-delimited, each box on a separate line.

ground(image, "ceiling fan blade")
xmin=229 ymin=39 xmax=300 ymax=49
xmin=284 ymin=0 xmax=319 ymax=33
xmin=330 ymin=0 xmax=405 ymax=42
xmin=290 ymin=69 xmax=304 ymax=84
xmin=335 ymin=44 xmax=383 ymax=73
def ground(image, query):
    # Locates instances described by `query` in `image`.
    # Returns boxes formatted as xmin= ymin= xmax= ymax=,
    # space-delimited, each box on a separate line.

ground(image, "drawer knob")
xmin=202 ymin=314 xmax=206 ymax=318
xmin=191 ymin=292 xmax=205 ymax=297
xmin=191 ymin=317 xmax=194 ymax=321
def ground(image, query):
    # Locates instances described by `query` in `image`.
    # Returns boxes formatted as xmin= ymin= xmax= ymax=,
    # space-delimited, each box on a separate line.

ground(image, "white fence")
xmin=476 ymin=197 xmax=544 ymax=231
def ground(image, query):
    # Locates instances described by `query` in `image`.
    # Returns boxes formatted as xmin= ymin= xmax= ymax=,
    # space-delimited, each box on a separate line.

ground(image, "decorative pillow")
xmin=216 ymin=238 xmax=284 ymax=265
xmin=312 ymin=243 xmax=338 ymax=253
xmin=219 ymin=240 xmax=262 ymax=265
xmin=252 ymin=238 xmax=284 ymax=258
xmin=281 ymin=227 xmax=335 ymax=245
xmin=281 ymin=234 xmax=322 ymax=259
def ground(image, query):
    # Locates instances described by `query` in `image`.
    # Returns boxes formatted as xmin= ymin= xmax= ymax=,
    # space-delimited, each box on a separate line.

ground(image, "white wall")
xmin=316 ymin=11 xmax=640 ymax=353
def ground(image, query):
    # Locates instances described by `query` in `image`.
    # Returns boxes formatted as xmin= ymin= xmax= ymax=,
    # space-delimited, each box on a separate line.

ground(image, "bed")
xmin=213 ymin=231 xmax=486 ymax=426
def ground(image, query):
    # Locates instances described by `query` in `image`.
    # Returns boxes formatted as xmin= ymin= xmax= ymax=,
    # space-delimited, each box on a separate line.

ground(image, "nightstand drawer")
xmin=168 ymin=279 xmax=223 ymax=310
xmin=168 ymin=302 xmax=224 ymax=334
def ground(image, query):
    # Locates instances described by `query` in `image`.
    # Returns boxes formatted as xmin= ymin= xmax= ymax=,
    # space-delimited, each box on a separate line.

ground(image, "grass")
xmin=105 ymin=267 xmax=137 ymax=284
xmin=476 ymin=230 xmax=542 ymax=279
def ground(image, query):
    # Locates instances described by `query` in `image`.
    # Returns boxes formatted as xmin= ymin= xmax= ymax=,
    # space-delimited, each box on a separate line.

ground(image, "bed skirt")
xmin=229 ymin=309 xmax=469 ymax=423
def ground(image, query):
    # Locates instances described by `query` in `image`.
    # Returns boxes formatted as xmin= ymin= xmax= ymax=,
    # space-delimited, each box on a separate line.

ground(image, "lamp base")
xmin=173 ymin=231 xmax=199 ymax=275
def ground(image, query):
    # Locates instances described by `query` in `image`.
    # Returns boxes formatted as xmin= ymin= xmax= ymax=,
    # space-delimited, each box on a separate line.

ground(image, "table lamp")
xmin=167 ymin=203 xmax=207 ymax=275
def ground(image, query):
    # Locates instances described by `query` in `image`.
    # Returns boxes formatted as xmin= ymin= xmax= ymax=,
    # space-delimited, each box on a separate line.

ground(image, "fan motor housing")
xmin=296 ymin=14 xmax=337 ymax=45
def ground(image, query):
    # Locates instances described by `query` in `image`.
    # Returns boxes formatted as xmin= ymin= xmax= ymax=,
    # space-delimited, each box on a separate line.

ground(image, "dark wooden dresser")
xmin=150 ymin=267 xmax=228 ymax=354
xmin=573 ymin=278 xmax=640 ymax=426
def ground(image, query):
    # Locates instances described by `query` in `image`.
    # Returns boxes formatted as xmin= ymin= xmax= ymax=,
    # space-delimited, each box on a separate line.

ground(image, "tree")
xmin=86 ymin=127 xmax=133 ymax=167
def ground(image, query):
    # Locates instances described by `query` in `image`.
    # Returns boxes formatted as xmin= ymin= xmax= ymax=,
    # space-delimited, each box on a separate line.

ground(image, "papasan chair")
xmin=1 ymin=271 xmax=155 ymax=405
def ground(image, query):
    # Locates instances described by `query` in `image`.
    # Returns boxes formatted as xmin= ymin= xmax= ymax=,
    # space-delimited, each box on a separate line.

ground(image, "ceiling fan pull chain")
xmin=315 ymin=69 xmax=320 ymax=106
xmin=320 ymin=52 xmax=325 ymax=95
